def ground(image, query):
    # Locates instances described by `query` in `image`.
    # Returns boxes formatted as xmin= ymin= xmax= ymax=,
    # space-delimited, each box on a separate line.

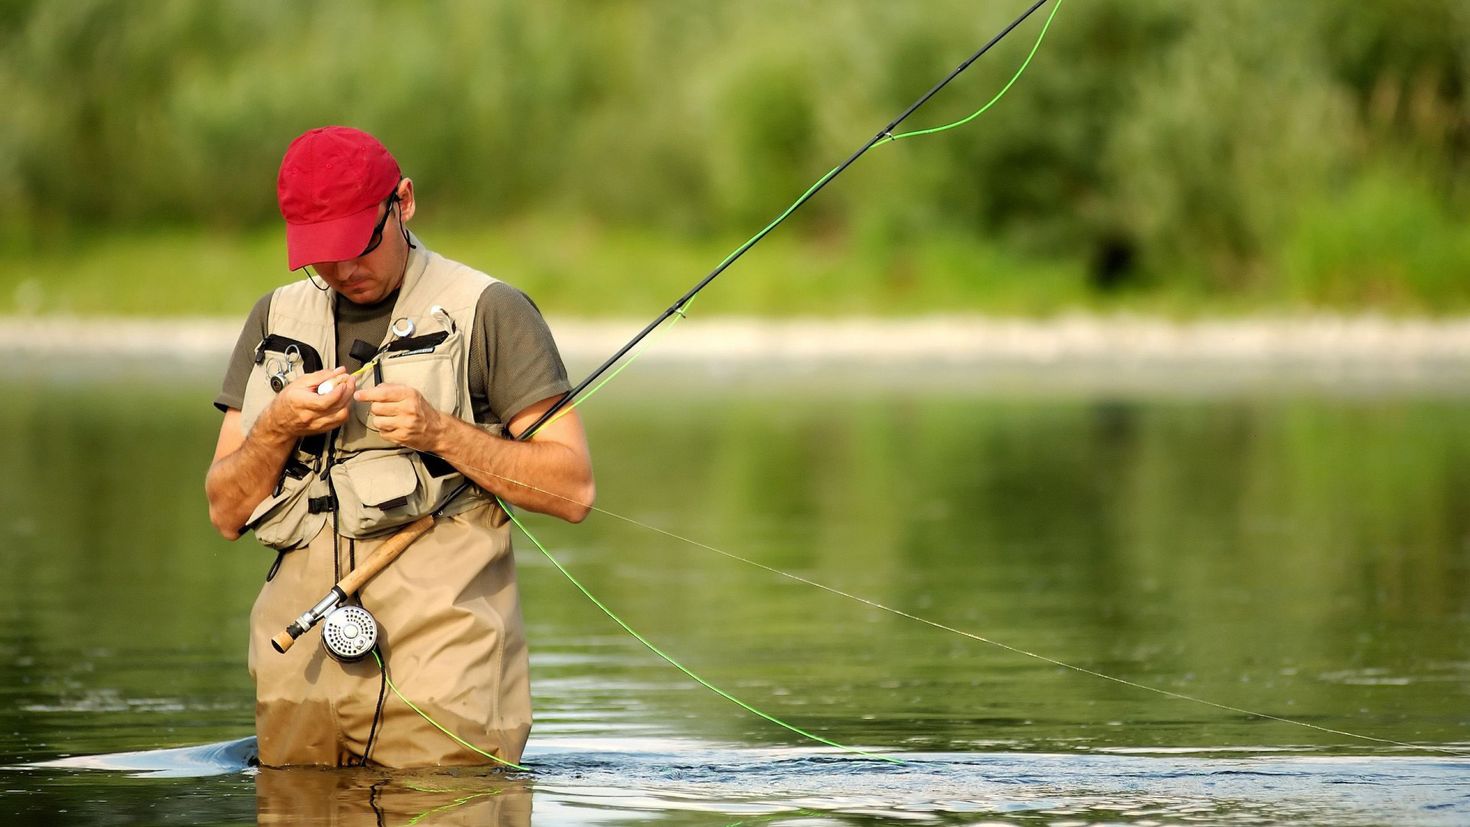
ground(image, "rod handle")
xmin=337 ymin=515 xmax=435 ymax=596
xmin=271 ymin=629 xmax=298 ymax=654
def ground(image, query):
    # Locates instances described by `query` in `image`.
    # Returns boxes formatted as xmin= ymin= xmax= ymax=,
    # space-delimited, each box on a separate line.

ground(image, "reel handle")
xmin=270 ymin=514 xmax=435 ymax=654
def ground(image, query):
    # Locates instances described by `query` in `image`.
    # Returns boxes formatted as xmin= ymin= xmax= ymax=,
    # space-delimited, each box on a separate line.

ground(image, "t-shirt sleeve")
xmin=214 ymin=292 xmax=272 ymax=413
xmin=472 ymin=281 xmax=571 ymax=427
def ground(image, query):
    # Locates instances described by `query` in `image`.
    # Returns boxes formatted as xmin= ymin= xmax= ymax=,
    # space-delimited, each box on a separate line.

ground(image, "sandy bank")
xmin=5 ymin=314 xmax=1470 ymax=367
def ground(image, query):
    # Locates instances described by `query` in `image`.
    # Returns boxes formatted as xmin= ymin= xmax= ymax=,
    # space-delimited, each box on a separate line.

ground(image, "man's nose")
xmin=327 ymin=260 xmax=361 ymax=281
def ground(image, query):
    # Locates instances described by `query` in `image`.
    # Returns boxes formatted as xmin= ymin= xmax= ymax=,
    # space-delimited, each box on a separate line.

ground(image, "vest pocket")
xmin=330 ymin=450 xmax=426 ymax=537
xmin=341 ymin=336 xmax=463 ymax=453
xmin=241 ymin=335 xmax=326 ymax=436
xmin=378 ymin=347 xmax=460 ymax=416
xmin=245 ymin=472 xmax=328 ymax=551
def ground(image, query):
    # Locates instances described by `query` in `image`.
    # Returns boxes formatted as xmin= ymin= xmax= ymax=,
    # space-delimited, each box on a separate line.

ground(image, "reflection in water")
xmin=1 ymin=365 xmax=1468 ymax=823
xmin=256 ymin=765 xmax=532 ymax=826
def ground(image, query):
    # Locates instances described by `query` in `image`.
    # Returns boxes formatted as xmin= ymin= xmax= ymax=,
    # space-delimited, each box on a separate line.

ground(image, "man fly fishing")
xmin=205 ymin=126 xmax=594 ymax=768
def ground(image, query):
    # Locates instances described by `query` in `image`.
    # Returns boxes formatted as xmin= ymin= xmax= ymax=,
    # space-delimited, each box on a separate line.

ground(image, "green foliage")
xmin=1281 ymin=164 xmax=1470 ymax=310
xmin=1104 ymin=4 xmax=1353 ymax=290
xmin=1 ymin=0 xmax=1467 ymax=313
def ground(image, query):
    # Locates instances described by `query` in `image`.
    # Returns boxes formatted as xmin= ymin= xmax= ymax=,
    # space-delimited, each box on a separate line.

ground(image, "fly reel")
xmin=320 ymin=604 xmax=378 ymax=662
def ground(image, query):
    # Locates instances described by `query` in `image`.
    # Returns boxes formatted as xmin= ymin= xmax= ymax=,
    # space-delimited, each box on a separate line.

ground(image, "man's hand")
xmin=356 ymin=383 xmax=447 ymax=452
xmin=261 ymin=366 xmax=356 ymax=441
xmin=207 ymin=366 xmax=355 ymax=540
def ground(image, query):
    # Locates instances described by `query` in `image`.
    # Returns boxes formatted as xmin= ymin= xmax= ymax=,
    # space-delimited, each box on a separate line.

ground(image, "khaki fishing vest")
xmin=239 ymin=235 xmax=495 ymax=548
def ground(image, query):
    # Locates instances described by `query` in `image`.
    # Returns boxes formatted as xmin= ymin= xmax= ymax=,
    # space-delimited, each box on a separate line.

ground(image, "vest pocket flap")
xmin=330 ymin=451 xmax=429 ymax=538
xmin=346 ymin=452 xmax=421 ymax=509
xmin=245 ymin=488 xmax=292 ymax=528
xmin=244 ymin=473 xmax=327 ymax=551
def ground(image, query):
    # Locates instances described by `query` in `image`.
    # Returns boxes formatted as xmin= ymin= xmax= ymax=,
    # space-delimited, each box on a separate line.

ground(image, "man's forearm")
xmin=430 ymin=417 xmax=594 ymax=523
xmin=206 ymin=369 xmax=357 ymax=540
xmin=205 ymin=419 xmax=295 ymax=540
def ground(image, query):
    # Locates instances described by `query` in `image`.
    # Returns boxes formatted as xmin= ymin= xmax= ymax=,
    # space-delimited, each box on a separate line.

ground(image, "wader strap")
xmin=265 ymin=550 xmax=287 ymax=582
xmin=308 ymin=495 xmax=337 ymax=514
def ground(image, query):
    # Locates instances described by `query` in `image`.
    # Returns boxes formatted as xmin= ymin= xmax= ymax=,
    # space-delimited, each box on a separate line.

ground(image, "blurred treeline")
xmin=2 ymin=0 xmax=1468 ymax=314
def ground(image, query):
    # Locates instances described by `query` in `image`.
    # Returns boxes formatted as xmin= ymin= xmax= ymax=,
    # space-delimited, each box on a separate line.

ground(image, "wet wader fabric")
xmin=249 ymin=502 xmax=531 ymax=768
xmin=242 ymin=239 xmax=532 ymax=768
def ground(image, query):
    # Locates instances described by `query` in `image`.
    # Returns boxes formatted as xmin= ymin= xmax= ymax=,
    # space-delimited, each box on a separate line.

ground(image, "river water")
xmin=0 ymin=357 xmax=1466 ymax=824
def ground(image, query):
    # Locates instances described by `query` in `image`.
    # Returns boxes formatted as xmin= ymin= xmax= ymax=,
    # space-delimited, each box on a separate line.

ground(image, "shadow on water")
xmin=7 ymin=737 xmax=1470 ymax=825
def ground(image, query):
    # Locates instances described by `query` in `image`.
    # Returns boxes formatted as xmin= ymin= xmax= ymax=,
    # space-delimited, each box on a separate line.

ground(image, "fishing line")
xmin=351 ymin=0 xmax=1458 ymax=762
xmin=370 ymin=649 xmax=530 ymax=771
xmin=533 ymin=0 xmax=1062 ymax=432
xmin=520 ymin=0 xmax=1061 ymax=437
xmin=501 ymin=498 xmax=903 ymax=765
xmin=451 ymin=458 xmax=1468 ymax=757
xmin=350 ymin=0 xmax=1068 ymax=765
xmin=882 ymin=0 xmax=1060 ymax=144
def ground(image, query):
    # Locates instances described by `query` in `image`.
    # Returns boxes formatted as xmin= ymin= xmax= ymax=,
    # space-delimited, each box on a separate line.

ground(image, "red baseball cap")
xmin=277 ymin=126 xmax=402 ymax=270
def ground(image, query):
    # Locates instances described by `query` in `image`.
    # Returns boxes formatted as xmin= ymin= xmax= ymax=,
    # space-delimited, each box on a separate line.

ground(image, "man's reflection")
xmin=257 ymin=765 xmax=532 ymax=826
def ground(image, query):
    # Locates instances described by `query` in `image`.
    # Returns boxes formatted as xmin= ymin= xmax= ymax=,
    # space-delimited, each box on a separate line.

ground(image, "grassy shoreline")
xmin=3 ymin=211 xmax=1468 ymax=321
xmin=3 ymin=219 xmax=1091 ymax=319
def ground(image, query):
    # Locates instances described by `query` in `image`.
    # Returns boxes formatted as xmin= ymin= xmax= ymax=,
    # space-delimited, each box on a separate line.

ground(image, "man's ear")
xmin=397 ymin=177 xmax=416 ymax=222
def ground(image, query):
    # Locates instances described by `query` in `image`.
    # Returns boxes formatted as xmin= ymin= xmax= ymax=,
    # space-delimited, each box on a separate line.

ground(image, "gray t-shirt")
xmin=215 ymin=280 xmax=571 ymax=428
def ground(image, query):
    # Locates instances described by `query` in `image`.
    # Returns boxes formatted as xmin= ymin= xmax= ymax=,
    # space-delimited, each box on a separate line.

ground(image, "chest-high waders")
xmin=239 ymin=238 xmax=532 ymax=768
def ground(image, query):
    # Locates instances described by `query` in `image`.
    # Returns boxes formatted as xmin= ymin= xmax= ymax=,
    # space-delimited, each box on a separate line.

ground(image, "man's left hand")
xmin=355 ymin=383 xmax=447 ymax=452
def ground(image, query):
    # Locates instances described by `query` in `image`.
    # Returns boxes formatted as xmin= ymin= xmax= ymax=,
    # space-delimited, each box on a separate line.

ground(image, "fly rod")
xmin=274 ymin=0 xmax=1055 ymax=658
xmin=519 ymin=0 xmax=1053 ymax=439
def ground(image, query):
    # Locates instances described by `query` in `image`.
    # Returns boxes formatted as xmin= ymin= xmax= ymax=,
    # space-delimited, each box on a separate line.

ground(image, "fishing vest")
xmin=238 ymin=236 xmax=496 ymax=549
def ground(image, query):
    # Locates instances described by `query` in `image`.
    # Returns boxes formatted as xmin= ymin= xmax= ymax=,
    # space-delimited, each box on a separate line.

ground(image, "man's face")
xmin=309 ymin=187 xmax=410 ymax=305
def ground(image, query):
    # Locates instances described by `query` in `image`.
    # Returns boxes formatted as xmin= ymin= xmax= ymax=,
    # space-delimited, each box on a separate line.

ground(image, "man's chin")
xmin=339 ymin=286 xmax=380 ymax=305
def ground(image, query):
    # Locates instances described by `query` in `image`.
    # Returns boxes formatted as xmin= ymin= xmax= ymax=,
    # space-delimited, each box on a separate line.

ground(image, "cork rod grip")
xmin=337 ymin=515 xmax=435 ymax=596
xmin=269 ymin=515 xmax=435 ymax=655
xmin=272 ymin=628 xmax=299 ymax=654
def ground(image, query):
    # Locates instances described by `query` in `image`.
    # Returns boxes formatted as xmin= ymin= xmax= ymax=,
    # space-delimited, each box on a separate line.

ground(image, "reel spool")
xmin=320 ymin=605 xmax=378 ymax=662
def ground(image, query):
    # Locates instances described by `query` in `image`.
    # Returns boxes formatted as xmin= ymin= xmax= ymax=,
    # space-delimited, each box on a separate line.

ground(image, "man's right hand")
xmin=260 ymin=366 xmax=357 ymax=440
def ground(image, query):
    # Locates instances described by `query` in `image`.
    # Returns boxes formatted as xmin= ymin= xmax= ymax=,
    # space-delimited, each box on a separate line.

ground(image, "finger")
xmin=312 ymin=368 xmax=357 ymax=399
xmin=370 ymin=400 xmax=408 ymax=419
xmin=293 ymin=385 xmax=348 ymax=413
xmin=373 ymin=419 xmax=404 ymax=443
xmin=304 ymin=366 xmax=349 ymax=390
xmin=323 ymin=373 xmax=357 ymax=408
xmin=354 ymin=382 xmax=410 ymax=403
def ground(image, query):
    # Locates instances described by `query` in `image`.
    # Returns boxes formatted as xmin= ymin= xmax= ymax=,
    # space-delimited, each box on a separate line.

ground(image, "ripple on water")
xmin=8 ymin=737 xmax=1470 ymax=824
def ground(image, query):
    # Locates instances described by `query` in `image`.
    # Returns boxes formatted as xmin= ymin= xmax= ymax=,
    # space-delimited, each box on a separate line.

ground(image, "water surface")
xmin=1 ymin=357 xmax=1467 ymax=823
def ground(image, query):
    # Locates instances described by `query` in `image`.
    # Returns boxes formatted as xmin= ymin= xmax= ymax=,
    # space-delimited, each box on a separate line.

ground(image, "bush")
xmin=1 ymin=0 xmax=1467 ymax=310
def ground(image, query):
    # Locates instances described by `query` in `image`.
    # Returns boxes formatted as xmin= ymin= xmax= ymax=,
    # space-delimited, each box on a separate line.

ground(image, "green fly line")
xmin=533 ymin=0 xmax=1061 ymax=432
xmin=390 ymin=2 xmax=1070 ymax=764
xmin=502 ymin=499 xmax=903 ymax=765
xmin=433 ymin=456 xmax=1466 ymax=758
xmin=388 ymin=0 xmax=1460 ymax=761
xmin=372 ymin=648 xmax=530 ymax=771
xmin=391 ymin=0 xmax=1460 ymax=762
